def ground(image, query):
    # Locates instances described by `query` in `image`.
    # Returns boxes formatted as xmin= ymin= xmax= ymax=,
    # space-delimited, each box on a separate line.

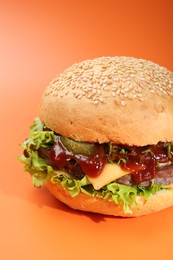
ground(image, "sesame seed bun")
xmin=40 ymin=56 xmax=173 ymax=146
xmin=46 ymin=179 xmax=173 ymax=217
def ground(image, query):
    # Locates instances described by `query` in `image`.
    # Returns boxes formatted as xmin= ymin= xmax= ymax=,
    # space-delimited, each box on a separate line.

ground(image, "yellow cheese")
xmin=87 ymin=163 xmax=130 ymax=190
xmin=54 ymin=163 xmax=130 ymax=190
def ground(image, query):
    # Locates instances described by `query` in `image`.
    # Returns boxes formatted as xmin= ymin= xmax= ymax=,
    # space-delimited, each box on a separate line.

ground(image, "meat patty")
xmin=115 ymin=164 xmax=173 ymax=186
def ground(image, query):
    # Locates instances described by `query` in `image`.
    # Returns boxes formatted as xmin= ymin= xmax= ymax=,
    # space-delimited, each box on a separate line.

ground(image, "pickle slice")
xmin=60 ymin=136 xmax=95 ymax=156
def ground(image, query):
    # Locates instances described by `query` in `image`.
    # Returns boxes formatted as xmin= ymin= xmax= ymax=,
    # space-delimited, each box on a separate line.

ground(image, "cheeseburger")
xmin=19 ymin=56 xmax=173 ymax=217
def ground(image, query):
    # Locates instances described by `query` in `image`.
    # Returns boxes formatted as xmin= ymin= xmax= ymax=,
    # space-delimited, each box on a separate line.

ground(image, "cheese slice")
xmin=87 ymin=163 xmax=130 ymax=190
xmin=54 ymin=163 xmax=130 ymax=190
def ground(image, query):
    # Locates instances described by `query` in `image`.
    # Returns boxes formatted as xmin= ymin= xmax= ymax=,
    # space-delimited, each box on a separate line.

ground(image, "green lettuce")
xmin=19 ymin=117 xmax=168 ymax=214
xmin=19 ymin=117 xmax=56 ymax=187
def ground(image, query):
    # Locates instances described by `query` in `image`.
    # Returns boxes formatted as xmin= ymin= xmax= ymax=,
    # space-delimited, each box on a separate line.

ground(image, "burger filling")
xmin=19 ymin=118 xmax=173 ymax=213
xmin=38 ymin=136 xmax=173 ymax=186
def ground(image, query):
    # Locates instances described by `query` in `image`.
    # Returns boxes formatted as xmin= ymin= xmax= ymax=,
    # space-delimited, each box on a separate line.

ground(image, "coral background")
xmin=0 ymin=1 xmax=173 ymax=260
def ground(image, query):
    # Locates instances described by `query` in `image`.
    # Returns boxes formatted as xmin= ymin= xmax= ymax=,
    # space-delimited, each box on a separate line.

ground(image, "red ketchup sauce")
xmin=49 ymin=138 xmax=107 ymax=177
xmin=120 ymin=144 xmax=173 ymax=184
xmin=121 ymin=155 xmax=157 ymax=184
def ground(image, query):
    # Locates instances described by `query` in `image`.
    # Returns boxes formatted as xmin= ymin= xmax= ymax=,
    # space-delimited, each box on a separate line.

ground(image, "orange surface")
xmin=1 ymin=1 xmax=173 ymax=259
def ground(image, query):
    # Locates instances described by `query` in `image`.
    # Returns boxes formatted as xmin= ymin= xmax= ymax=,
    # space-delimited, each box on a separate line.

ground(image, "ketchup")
xmin=118 ymin=143 xmax=173 ymax=184
xmin=121 ymin=154 xmax=157 ymax=184
xmin=49 ymin=138 xmax=107 ymax=177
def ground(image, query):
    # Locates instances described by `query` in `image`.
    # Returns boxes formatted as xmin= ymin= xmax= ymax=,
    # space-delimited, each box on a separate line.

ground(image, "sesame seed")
xmin=99 ymin=97 xmax=104 ymax=103
xmin=121 ymin=100 xmax=126 ymax=106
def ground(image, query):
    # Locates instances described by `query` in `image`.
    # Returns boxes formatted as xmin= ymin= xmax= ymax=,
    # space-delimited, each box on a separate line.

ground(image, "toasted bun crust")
xmin=46 ymin=179 xmax=173 ymax=217
xmin=40 ymin=56 xmax=173 ymax=146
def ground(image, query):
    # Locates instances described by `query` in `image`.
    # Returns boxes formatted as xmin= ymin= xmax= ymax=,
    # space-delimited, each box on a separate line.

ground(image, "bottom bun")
xmin=46 ymin=179 xmax=173 ymax=217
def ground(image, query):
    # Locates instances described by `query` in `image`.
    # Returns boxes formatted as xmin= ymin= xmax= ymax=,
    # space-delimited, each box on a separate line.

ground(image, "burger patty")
xmin=115 ymin=164 xmax=173 ymax=186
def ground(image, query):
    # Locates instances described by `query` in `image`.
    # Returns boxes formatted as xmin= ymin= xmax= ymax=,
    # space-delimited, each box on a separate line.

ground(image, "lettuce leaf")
xmin=19 ymin=117 xmax=168 ymax=214
xmin=18 ymin=117 xmax=56 ymax=187
xmin=20 ymin=117 xmax=56 ymax=152
xmin=19 ymin=151 xmax=53 ymax=187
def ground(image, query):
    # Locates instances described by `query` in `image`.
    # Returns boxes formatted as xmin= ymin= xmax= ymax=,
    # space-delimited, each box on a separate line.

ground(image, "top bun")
xmin=40 ymin=56 xmax=173 ymax=146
